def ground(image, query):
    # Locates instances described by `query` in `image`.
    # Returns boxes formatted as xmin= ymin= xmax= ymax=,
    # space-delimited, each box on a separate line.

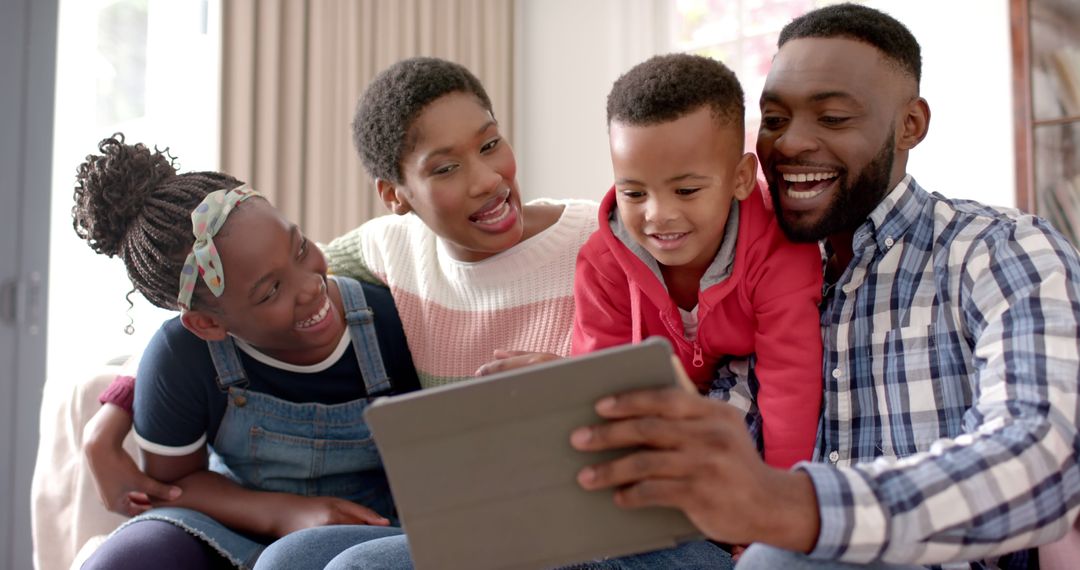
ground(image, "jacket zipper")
xmin=661 ymin=312 xmax=704 ymax=368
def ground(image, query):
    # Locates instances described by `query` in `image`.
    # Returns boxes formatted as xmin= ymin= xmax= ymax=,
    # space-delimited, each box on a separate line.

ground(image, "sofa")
xmin=31 ymin=355 xmax=137 ymax=570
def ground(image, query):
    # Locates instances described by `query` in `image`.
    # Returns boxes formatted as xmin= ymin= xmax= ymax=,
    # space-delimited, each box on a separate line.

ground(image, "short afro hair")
xmin=352 ymin=57 xmax=493 ymax=184
xmin=779 ymin=3 xmax=921 ymax=84
xmin=607 ymin=53 xmax=744 ymax=132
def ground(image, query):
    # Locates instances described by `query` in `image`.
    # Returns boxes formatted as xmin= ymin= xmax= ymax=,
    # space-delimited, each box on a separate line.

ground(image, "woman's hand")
xmin=83 ymin=403 xmax=182 ymax=516
xmin=474 ymin=350 xmax=561 ymax=376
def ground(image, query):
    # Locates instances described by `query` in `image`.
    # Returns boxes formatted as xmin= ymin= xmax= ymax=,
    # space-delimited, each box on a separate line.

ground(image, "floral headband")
xmin=176 ymin=184 xmax=260 ymax=311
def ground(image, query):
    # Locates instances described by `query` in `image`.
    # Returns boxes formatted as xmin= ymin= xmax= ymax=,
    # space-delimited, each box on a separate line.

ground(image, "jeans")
xmin=734 ymin=544 xmax=925 ymax=569
xmin=566 ymin=540 xmax=735 ymax=569
xmin=258 ymin=531 xmax=732 ymax=570
xmin=253 ymin=526 xmax=406 ymax=570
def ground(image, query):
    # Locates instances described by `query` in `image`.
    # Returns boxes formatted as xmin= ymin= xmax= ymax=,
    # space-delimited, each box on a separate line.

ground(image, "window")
xmin=48 ymin=0 xmax=220 ymax=391
xmin=671 ymin=0 xmax=861 ymax=152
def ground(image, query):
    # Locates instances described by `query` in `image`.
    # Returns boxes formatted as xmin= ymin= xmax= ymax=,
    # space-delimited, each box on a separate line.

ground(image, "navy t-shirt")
xmin=133 ymin=280 xmax=418 ymax=455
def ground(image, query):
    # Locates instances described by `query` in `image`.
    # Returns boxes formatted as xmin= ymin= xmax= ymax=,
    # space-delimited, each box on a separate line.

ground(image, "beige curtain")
xmin=221 ymin=0 xmax=514 ymax=243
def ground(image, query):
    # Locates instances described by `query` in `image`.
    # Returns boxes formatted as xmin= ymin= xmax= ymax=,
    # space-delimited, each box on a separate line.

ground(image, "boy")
xmin=572 ymin=53 xmax=823 ymax=469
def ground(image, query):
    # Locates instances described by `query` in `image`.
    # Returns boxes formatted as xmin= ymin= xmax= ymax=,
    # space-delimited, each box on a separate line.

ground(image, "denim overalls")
xmin=116 ymin=277 xmax=400 ymax=569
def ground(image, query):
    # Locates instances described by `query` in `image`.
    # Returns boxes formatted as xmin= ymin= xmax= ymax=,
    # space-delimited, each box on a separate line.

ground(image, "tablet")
xmin=364 ymin=337 xmax=702 ymax=570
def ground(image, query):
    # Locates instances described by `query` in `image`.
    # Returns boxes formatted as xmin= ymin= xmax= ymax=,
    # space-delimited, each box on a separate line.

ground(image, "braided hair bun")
xmin=73 ymin=134 xmax=177 ymax=257
xmin=71 ymin=133 xmax=243 ymax=310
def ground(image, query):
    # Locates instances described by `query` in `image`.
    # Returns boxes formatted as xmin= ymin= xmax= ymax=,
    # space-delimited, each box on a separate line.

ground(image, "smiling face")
xmin=610 ymin=105 xmax=756 ymax=278
xmin=200 ymin=198 xmax=346 ymax=365
xmin=378 ymin=91 xmax=523 ymax=262
xmin=757 ymin=37 xmax=926 ymax=243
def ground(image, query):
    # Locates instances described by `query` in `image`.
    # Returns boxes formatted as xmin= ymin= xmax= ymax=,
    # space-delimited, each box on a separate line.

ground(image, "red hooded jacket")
xmin=572 ymin=185 xmax=823 ymax=468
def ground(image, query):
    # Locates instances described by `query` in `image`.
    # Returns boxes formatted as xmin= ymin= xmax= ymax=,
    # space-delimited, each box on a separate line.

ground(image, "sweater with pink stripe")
xmin=323 ymin=199 xmax=598 ymax=388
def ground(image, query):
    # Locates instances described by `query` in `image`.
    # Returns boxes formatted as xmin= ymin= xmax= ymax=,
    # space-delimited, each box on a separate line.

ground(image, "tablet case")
xmin=364 ymin=337 xmax=703 ymax=570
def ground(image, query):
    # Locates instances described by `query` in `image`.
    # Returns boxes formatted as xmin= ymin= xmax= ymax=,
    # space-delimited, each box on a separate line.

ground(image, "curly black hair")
xmin=352 ymin=57 xmax=493 ymax=184
xmin=779 ymin=3 xmax=921 ymax=84
xmin=72 ymin=133 xmax=243 ymax=310
xmin=606 ymin=53 xmax=744 ymax=134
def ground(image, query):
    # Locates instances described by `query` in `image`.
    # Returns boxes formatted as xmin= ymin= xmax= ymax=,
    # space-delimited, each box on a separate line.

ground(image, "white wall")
xmin=513 ymin=0 xmax=668 ymax=202
xmin=515 ymin=0 xmax=1015 ymax=208
xmin=871 ymin=1 xmax=1014 ymax=207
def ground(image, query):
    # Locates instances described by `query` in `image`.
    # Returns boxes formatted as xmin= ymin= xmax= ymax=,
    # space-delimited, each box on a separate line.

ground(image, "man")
xmin=571 ymin=4 xmax=1080 ymax=568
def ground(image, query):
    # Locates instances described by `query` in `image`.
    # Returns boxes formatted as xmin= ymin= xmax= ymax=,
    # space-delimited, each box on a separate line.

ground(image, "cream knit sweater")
xmin=323 ymin=199 xmax=598 ymax=388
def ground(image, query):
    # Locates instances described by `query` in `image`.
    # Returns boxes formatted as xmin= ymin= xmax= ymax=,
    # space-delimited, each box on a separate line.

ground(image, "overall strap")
xmin=209 ymin=336 xmax=250 ymax=391
xmin=335 ymin=277 xmax=392 ymax=397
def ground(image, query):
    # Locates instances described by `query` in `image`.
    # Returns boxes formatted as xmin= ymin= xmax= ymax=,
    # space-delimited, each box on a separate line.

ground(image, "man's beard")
xmin=767 ymin=131 xmax=896 ymax=243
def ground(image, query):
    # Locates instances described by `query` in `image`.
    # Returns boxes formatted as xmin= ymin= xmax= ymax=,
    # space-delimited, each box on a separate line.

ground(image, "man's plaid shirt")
xmin=798 ymin=175 xmax=1080 ymax=567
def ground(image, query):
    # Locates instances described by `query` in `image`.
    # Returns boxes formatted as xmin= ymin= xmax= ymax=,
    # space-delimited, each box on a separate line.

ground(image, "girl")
xmin=75 ymin=134 xmax=418 ymax=570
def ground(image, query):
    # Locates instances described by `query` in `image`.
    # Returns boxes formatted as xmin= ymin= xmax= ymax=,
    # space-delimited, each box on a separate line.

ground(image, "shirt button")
xmin=234 ymin=395 xmax=247 ymax=407
xmin=884 ymin=237 xmax=895 ymax=248
xmin=831 ymin=368 xmax=842 ymax=379
xmin=829 ymin=450 xmax=840 ymax=463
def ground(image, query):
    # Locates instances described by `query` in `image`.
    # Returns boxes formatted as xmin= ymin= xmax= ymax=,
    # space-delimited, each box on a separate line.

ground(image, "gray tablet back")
xmin=364 ymin=337 xmax=702 ymax=570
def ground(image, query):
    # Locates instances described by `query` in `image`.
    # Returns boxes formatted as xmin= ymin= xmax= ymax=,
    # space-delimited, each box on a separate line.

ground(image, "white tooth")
xmin=477 ymin=201 xmax=510 ymax=225
xmin=784 ymin=172 xmax=840 ymax=183
xmin=298 ymin=298 xmax=331 ymax=328
xmin=787 ymin=187 xmax=826 ymax=199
